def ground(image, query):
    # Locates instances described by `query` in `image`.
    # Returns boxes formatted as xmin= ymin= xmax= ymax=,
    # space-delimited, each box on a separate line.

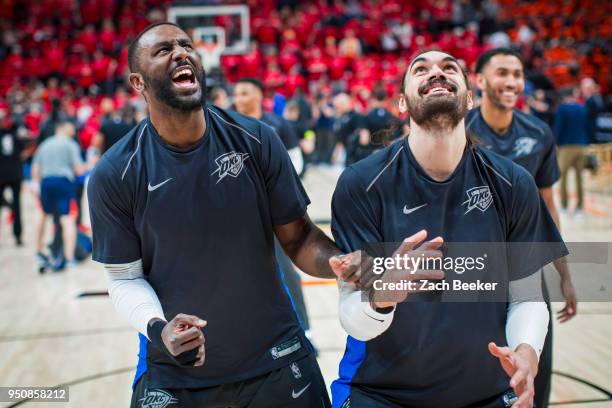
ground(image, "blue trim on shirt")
xmin=274 ymin=245 xmax=306 ymax=331
xmin=331 ymin=336 xmax=367 ymax=408
xmin=132 ymin=333 xmax=148 ymax=389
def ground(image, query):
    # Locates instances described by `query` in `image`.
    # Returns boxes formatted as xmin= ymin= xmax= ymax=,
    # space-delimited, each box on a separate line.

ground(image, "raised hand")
xmin=488 ymin=342 xmax=538 ymax=408
xmin=369 ymin=230 xmax=445 ymax=308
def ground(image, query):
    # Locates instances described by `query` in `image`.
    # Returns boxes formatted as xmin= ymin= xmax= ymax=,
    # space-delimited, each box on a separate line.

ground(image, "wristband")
xmin=147 ymin=319 xmax=200 ymax=367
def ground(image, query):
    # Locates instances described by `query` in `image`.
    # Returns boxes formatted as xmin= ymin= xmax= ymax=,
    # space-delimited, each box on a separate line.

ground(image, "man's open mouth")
xmin=171 ymin=66 xmax=196 ymax=89
xmin=421 ymin=81 xmax=457 ymax=96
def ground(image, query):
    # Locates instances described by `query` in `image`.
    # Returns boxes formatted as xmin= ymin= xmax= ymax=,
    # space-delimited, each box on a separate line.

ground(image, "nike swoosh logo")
xmin=403 ymin=203 xmax=427 ymax=215
xmin=148 ymin=178 xmax=173 ymax=192
xmin=292 ymin=382 xmax=311 ymax=399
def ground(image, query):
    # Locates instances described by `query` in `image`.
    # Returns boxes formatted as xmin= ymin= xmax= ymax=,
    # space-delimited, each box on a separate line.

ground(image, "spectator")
xmin=210 ymin=86 xmax=231 ymax=109
xmin=554 ymin=88 xmax=589 ymax=215
xmin=581 ymin=77 xmax=606 ymax=143
xmin=91 ymin=50 xmax=116 ymax=95
xmin=361 ymin=87 xmax=395 ymax=144
xmin=312 ymin=91 xmax=336 ymax=164
xmin=332 ymin=92 xmax=361 ymax=165
xmin=527 ymin=89 xmax=554 ymax=127
xmin=37 ymin=98 xmax=74 ymax=144
xmin=32 ymin=120 xmax=85 ymax=272
xmin=0 ymin=108 xmax=26 ymax=246
xmin=338 ymin=29 xmax=362 ymax=59
xmin=350 ymin=87 xmax=396 ymax=163
xmin=89 ymin=103 xmax=137 ymax=165
xmin=292 ymin=87 xmax=312 ymax=133
xmin=284 ymin=99 xmax=315 ymax=169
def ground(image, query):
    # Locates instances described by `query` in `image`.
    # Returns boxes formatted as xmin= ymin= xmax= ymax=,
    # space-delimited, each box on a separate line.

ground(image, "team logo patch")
xmin=462 ymin=186 xmax=493 ymax=215
xmin=513 ymin=137 xmax=537 ymax=156
xmin=290 ymin=362 xmax=302 ymax=379
xmin=139 ymin=389 xmax=178 ymax=408
xmin=211 ymin=151 xmax=250 ymax=184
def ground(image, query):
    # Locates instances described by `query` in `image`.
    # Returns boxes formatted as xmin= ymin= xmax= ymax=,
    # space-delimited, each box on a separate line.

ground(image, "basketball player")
xmin=233 ymin=78 xmax=304 ymax=185
xmin=331 ymin=50 xmax=568 ymax=408
xmin=87 ymin=22 xmax=358 ymax=408
xmin=467 ymin=48 xmax=577 ymax=408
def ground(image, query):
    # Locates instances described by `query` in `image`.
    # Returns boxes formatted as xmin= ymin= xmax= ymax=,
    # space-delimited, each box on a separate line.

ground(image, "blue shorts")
xmin=40 ymin=177 xmax=75 ymax=216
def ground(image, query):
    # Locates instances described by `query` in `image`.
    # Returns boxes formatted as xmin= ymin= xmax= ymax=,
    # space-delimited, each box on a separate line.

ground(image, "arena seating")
xmin=0 ymin=0 xmax=608 ymax=146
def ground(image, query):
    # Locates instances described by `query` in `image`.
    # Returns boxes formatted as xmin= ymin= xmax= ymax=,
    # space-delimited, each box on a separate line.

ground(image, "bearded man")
xmin=88 ymin=22 xmax=360 ymax=408
xmin=330 ymin=50 xmax=568 ymax=408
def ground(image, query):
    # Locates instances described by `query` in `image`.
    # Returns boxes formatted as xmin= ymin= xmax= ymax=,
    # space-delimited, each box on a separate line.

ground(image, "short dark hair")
xmin=127 ymin=21 xmax=184 ymax=73
xmin=475 ymin=48 xmax=523 ymax=73
xmin=236 ymin=78 xmax=264 ymax=93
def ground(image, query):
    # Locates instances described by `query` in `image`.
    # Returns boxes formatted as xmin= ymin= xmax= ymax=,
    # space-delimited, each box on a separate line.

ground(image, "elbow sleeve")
xmin=105 ymin=259 xmax=165 ymax=338
xmin=506 ymin=270 xmax=549 ymax=359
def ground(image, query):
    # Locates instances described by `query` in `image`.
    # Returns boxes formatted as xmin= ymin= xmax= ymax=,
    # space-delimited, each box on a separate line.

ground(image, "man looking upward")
xmin=331 ymin=50 xmax=568 ymax=408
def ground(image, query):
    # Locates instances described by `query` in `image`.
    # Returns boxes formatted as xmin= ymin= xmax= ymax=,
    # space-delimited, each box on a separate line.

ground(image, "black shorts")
xmin=131 ymin=353 xmax=331 ymax=408
xmin=342 ymin=387 xmax=518 ymax=408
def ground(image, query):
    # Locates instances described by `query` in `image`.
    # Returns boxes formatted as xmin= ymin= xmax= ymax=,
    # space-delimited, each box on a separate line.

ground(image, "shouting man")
xmin=88 ymin=22 xmax=357 ymax=408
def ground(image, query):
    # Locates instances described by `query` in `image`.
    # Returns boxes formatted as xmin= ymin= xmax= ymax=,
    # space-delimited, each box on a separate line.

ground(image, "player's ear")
xmin=467 ymin=90 xmax=474 ymax=110
xmin=129 ymin=73 xmax=145 ymax=93
xmin=398 ymin=94 xmax=408 ymax=114
xmin=475 ymin=73 xmax=486 ymax=91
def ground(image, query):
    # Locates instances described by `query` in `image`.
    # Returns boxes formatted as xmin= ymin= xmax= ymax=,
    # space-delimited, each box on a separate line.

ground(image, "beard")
xmin=144 ymin=63 xmax=207 ymax=112
xmin=406 ymin=78 xmax=469 ymax=131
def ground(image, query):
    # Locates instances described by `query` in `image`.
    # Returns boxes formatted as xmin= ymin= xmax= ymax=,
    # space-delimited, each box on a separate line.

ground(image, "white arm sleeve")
xmin=506 ymin=270 xmax=549 ymax=359
xmin=338 ymin=280 xmax=396 ymax=341
xmin=105 ymin=259 xmax=165 ymax=339
xmin=287 ymin=146 xmax=304 ymax=175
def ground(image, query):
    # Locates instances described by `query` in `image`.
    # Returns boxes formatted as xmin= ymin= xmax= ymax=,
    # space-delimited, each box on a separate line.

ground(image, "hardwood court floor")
xmin=0 ymin=165 xmax=610 ymax=407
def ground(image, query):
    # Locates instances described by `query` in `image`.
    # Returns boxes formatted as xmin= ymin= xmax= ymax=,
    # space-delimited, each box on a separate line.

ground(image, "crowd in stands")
xmin=0 ymin=0 xmax=610 ymax=129
xmin=0 ymin=0 xmax=609 ymax=163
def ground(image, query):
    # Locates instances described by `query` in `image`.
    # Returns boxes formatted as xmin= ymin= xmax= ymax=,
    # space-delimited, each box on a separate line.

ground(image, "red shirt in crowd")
xmin=77 ymin=25 xmax=98 ymax=54
xmin=92 ymin=54 xmax=113 ymax=83
xmin=99 ymin=26 xmax=117 ymax=53
xmin=278 ymin=52 xmax=300 ymax=72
